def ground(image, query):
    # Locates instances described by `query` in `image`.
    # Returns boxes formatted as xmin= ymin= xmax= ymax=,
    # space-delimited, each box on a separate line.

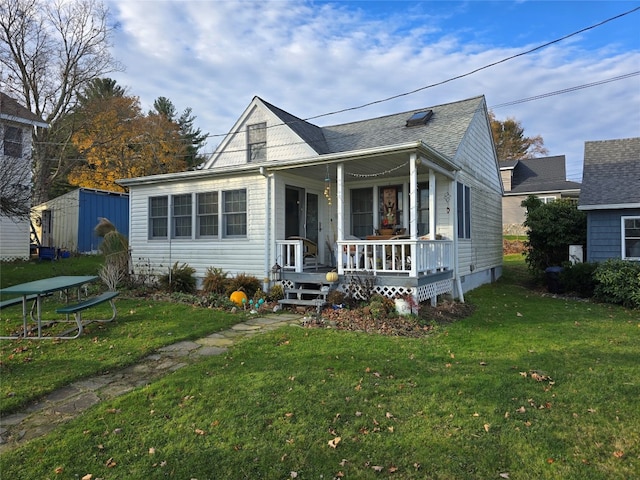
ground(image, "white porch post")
xmin=337 ymin=162 xmax=344 ymax=274
xmin=409 ymin=153 xmax=418 ymax=238
xmin=429 ymin=169 xmax=436 ymax=237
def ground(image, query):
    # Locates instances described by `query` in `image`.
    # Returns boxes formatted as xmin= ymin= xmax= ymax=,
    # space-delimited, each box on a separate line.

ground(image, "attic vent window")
xmin=406 ymin=110 xmax=433 ymax=127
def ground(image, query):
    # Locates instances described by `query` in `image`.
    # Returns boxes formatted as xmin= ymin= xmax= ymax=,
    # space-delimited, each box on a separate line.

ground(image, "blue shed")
xmin=31 ymin=188 xmax=129 ymax=253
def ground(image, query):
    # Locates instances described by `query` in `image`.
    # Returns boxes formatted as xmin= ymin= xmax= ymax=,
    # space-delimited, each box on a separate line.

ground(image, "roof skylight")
xmin=406 ymin=110 xmax=433 ymax=127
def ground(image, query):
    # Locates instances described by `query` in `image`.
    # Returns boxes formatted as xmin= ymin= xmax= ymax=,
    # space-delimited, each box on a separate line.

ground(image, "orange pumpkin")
xmin=229 ymin=290 xmax=248 ymax=306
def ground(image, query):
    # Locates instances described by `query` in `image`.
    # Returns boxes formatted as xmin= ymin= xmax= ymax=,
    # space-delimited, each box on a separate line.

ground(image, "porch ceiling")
xmin=280 ymin=152 xmax=442 ymax=184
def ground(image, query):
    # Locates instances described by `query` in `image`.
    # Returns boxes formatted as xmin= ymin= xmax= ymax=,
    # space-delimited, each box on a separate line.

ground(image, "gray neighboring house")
xmin=578 ymin=137 xmax=640 ymax=263
xmin=501 ymin=155 xmax=581 ymax=235
xmin=0 ymin=92 xmax=49 ymax=261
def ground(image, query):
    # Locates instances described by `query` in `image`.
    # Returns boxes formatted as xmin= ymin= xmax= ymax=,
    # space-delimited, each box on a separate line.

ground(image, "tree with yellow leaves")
xmin=68 ymin=92 xmax=188 ymax=191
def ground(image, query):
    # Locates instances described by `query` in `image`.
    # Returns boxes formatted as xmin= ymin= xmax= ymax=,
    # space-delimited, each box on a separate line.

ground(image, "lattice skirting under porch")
xmin=416 ymin=279 xmax=454 ymax=303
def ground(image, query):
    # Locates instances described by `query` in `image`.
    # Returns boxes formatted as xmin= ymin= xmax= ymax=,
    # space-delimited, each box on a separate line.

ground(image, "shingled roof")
xmin=320 ymin=96 xmax=484 ymax=159
xmin=502 ymin=155 xmax=581 ymax=194
xmin=578 ymin=137 xmax=640 ymax=208
xmin=0 ymin=92 xmax=48 ymax=127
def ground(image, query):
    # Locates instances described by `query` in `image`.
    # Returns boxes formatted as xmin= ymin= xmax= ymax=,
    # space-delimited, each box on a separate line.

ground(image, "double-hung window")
xmin=172 ymin=194 xmax=192 ymax=238
xmin=149 ymin=196 xmax=169 ymax=239
xmin=3 ymin=126 xmax=23 ymax=158
xmin=622 ymin=216 xmax=640 ymax=260
xmin=417 ymin=182 xmax=430 ymax=236
xmin=197 ymin=192 xmax=218 ymax=237
xmin=247 ymin=123 xmax=266 ymax=162
xmin=457 ymin=182 xmax=471 ymax=239
xmin=351 ymin=188 xmax=373 ymax=238
xmin=223 ymin=189 xmax=247 ymax=237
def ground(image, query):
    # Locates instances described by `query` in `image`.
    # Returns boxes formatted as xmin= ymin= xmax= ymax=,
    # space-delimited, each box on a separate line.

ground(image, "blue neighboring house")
xmin=31 ymin=188 xmax=129 ymax=254
xmin=577 ymin=137 xmax=640 ymax=262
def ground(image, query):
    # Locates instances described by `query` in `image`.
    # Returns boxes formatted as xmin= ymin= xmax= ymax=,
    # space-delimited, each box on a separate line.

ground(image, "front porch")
xmin=276 ymin=237 xmax=455 ymax=305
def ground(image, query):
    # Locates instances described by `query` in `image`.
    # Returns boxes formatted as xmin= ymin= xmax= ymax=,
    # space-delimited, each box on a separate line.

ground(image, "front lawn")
xmin=1 ymin=255 xmax=638 ymax=479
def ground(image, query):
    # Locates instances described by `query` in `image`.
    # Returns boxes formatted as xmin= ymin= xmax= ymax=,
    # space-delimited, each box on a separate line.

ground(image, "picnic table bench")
xmin=56 ymin=291 xmax=119 ymax=338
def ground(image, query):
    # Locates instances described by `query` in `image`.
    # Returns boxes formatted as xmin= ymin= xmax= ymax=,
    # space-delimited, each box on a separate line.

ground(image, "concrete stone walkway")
xmin=0 ymin=313 xmax=303 ymax=454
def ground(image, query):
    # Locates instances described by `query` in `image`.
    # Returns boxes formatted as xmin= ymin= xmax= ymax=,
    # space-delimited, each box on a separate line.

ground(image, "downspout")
xmin=453 ymin=172 xmax=465 ymax=303
xmin=260 ymin=166 xmax=271 ymax=292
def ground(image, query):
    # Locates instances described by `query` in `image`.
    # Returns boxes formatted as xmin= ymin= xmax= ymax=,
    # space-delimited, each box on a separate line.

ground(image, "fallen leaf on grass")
xmin=195 ymin=429 xmax=206 ymax=435
xmin=516 ymin=406 xmax=526 ymax=413
xmin=149 ymin=447 xmax=156 ymax=455
xmin=328 ymin=437 xmax=341 ymax=448
xmin=54 ymin=466 xmax=64 ymax=474
xmin=371 ymin=465 xmax=384 ymax=472
xmin=484 ymin=423 xmax=491 ymax=432
xmin=105 ymin=457 xmax=117 ymax=468
xmin=499 ymin=473 xmax=510 ymax=479
xmin=613 ymin=451 xmax=624 ymax=458
xmin=81 ymin=475 xmax=92 ymax=480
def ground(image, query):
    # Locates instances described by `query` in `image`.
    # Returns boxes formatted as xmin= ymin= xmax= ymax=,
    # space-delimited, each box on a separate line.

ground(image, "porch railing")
xmin=276 ymin=238 xmax=453 ymax=276
xmin=337 ymin=239 xmax=453 ymax=276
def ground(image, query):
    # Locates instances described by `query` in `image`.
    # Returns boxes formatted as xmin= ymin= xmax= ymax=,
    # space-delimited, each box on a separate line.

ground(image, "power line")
xmin=492 ymin=72 xmax=640 ymax=109
xmin=303 ymin=6 xmax=640 ymax=122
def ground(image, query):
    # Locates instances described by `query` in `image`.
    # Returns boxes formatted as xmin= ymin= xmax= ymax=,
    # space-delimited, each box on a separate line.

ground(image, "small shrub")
xmin=202 ymin=267 xmax=229 ymax=294
xmin=226 ymin=273 xmax=262 ymax=299
xmin=268 ymin=284 xmax=284 ymax=301
xmin=326 ymin=289 xmax=346 ymax=306
xmin=369 ymin=294 xmax=395 ymax=320
xmin=159 ymin=262 xmax=197 ymax=294
xmin=593 ymin=259 xmax=640 ymax=309
xmin=560 ymin=262 xmax=598 ymax=298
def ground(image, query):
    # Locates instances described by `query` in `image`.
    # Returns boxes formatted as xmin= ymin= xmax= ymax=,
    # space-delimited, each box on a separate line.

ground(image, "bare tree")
xmin=0 ymin=0 xmax=122 ymax=203
xmin=0 ymin=153 xmax=32 ymax=217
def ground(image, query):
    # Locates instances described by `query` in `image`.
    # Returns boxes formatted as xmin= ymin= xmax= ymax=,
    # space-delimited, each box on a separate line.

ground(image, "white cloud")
xmin=108 ymin=0 xmax=640 ymax=181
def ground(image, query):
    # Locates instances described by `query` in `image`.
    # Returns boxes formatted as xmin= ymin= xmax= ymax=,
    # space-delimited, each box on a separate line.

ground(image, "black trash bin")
xmin=544 ymin=266 xmax=564 ymax=293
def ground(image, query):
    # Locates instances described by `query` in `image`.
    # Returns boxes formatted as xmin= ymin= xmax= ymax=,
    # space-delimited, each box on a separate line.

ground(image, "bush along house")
xmin=118 ymin=95 xmax=503 ymax=307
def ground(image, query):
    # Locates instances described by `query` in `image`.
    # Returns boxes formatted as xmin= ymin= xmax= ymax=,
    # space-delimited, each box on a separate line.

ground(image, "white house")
xmin=118 ymin=95 xmax=503 ymax=304
xmin=0 ymin=93 xmax=48 ymax=261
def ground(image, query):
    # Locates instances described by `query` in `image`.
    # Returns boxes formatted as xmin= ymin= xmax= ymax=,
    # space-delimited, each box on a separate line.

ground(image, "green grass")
xmin=1 ymin=255 xmax=639 ymax=479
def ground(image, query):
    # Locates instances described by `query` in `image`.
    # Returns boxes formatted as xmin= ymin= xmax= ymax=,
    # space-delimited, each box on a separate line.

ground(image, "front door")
xmin=285 ymin=186 xmax=318 ymax=244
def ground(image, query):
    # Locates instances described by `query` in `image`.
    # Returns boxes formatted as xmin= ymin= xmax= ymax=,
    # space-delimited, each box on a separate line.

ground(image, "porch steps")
xmin=279 ymin=282 xmax=332 ymax=309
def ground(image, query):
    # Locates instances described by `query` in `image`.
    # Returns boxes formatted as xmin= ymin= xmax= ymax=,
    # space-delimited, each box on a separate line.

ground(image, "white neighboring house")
xmin=118 ymin=95 xmax=503 ymax=304
xmin=0 ymin=93 xmax=49 ymax=261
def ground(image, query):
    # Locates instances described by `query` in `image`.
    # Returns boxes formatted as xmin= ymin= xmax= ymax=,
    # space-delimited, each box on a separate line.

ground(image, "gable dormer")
xmin=202 ymin=97 xmax=325 ymax=169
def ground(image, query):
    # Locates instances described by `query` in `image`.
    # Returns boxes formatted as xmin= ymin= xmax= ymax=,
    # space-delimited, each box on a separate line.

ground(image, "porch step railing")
xmin=336 ymin=239 xmax=453 ymax=276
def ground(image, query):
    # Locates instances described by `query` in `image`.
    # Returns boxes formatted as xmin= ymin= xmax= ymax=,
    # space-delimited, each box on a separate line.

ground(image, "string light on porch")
xmin=324 ymin=165 xmax=332 ymax=206
xmin=345 ymin=162 xmax=408 ymax=178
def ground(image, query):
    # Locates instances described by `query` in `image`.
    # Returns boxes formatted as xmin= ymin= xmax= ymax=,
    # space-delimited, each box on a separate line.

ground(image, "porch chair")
xmin=287 ymin=236 xmax=318 ymax=270
xmin=386 ymin=235 xmax=411 ymax=270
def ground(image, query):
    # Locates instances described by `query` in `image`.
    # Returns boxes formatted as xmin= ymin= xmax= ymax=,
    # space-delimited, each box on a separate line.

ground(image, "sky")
xmin=107 ymin=0 xmax=640 ymax=182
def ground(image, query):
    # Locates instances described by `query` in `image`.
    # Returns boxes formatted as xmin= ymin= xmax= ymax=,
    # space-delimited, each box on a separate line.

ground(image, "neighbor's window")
xmin=172 ymin=194 xmax=192 ymax=238
xmin=197 ymin=191 xmax=218 ymax=237
xmin=538 ymin=195 xmax=557 ymax=204
xmin=351 ymin=188 xmax=373 ymax=238
xmin=3 ymin=126 xmax=23 ymax=158
xmin=417 ymin=182 xmax=429 ymax=236
xmin=223 ymin=189 xmax=247 ymax=237
xmin=457 ymin=182 xmax=471 ymax=239
xmin=149 ymin=196 xmax=168 ymax=239
xmin=622 ymin=216 xmax=640 ymax=260
xmin=247 ymin=122 xmax=266 ymax=162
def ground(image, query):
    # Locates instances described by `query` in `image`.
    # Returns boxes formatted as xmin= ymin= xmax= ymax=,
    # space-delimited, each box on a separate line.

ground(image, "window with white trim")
xmin=172 ymin=194 xmax=192 ymax=238
xmin=457 ymin=182 xmax=471 ymax=239
xmin=223 ymin=189 xmax=247 ymax=237
xmin=351 ymin=187 xmax=373 ymax=238
xmin=197 ymin=191 xmax=218 ymax=237
xmin=3 ymin=126 xmax=23 ymax=158
xmin=538 ymin=195 xmax=557 ymax=204
xmin=622 ymin=216 xmax=640 ymax=260
xmin=247 ymin=123 xmax=266 ymax=162
xmin=149 ymin=196 xmax=168 ymax=239
xmin=417 ymin=182 xmax=430 ymax=236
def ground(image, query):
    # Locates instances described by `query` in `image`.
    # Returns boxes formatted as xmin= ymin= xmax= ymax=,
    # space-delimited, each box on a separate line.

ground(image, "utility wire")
xmin=492 ymin=71 xmax=640 ymax=108
xmin=304 ymin=6 xmax=640 ymax=121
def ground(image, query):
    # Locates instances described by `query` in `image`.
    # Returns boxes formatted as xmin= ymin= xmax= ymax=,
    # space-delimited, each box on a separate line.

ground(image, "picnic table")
xmin=0 ymin=276 xmax=118 ymax=340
